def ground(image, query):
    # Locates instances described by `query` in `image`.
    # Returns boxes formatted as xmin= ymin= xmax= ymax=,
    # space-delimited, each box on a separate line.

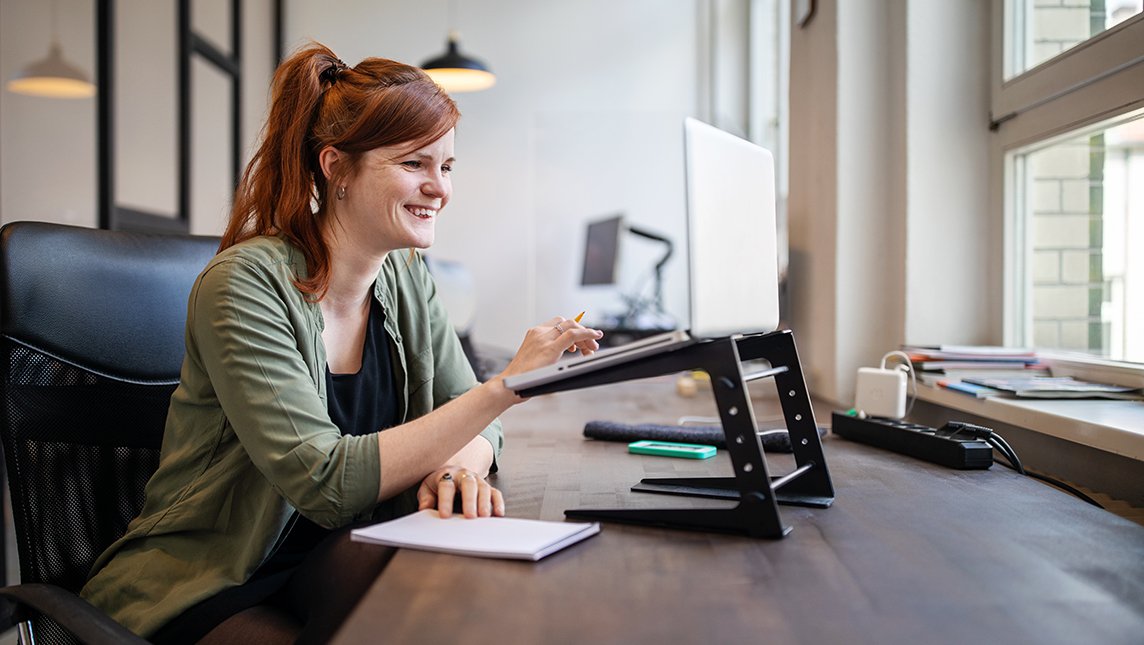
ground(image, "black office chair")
xmin=0 ymin=221 xmax=219 ymax=644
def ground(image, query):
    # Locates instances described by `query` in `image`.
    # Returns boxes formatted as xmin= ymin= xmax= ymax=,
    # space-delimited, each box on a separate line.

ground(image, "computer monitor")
xmin=684 ymin=117 xmax=779 ymax=338
xmin=580 ymin=213 xmax=675 ymax=330
xmin=580 ymin=214 xmax=624 ymax=286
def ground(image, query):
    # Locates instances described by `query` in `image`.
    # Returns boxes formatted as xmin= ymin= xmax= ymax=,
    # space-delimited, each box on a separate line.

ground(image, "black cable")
xmin=943 ymin=420 xmax=1103 ymax=508
xmin=989 ymin=441 xmax=1022 ymax=473
xmin=1026 ymin=470 xmax=1104 ymax=508
xmin=992 ymin=435 xmax=1024 ymax=474
xmin=991 ymin=457 xmax=1104 ymax=508
xmin=987 ymin=436 xmax=1024 ymax=474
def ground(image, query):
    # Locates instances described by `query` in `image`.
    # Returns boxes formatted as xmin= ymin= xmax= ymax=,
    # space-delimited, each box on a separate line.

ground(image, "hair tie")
xmin=320 ymin=59 xmax=347 ymax=86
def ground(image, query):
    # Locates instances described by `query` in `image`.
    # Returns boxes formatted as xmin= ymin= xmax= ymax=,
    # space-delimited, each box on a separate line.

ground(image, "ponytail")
xmin=221 ymin=42 xmax=459 ymax=301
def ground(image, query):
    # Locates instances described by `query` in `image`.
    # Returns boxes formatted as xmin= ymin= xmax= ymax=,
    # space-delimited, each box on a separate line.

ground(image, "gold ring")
xmin=459 ymin=471 xmax=477 ymax=481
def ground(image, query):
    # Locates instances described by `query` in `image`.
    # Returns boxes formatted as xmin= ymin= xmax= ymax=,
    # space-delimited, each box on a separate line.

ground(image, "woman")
xmin=80 ymin=43 xmax=602 ymax=643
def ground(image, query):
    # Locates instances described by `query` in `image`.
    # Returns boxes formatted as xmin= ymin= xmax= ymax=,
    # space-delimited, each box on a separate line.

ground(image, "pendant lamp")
xmin=6 ymin=0 xmax=95 ymax=99
xmin=421 ymin=30 xmax=496 ymax=93
xmin=420 ymin=0 xmax=495 ymax=94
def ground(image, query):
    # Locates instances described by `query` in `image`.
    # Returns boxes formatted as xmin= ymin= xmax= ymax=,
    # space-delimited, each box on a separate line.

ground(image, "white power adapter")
xmin=854 ymin=366 xmax=907 ymax=419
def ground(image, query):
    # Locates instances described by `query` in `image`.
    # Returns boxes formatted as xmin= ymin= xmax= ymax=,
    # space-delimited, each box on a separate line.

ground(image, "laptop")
xmin=504 ymin=118 xmax=779 ymax=391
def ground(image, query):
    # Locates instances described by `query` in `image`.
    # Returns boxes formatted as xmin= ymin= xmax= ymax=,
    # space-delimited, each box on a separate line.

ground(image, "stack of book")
xmin=902 ymin=345 xmax=1049 ymax=397
xmin=904 ymin=345 xmax=1144 ymax=400
xmin=958 ymin=375 xmax=1144 ymax=400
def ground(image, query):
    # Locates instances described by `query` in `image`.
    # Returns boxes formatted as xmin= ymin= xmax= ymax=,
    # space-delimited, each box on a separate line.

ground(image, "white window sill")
xmin=915 ymin=384 xmax=1144 ymax=462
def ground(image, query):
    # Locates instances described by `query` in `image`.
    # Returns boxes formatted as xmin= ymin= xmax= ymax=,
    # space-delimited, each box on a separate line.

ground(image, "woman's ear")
xmin=318 ymin=145 xmax=343 ymax=182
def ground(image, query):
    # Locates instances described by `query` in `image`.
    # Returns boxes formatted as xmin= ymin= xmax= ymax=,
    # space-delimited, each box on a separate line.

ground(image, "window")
xmin=993 ymin=1 xmax=1144 ymax=367
xmin=1015 ymin=115 xmax=1144 ymax=362
xmin=1006 ymin=0 xmax=1142 ymax=79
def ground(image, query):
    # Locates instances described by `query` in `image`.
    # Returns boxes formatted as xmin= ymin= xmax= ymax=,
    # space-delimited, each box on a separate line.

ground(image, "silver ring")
xmin=554 ymin=323 xmax=565 ymax=334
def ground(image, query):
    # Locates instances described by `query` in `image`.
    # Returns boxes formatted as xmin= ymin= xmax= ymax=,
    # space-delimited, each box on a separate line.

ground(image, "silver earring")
xmin=336 ymin=185 xmax=346 ymax=200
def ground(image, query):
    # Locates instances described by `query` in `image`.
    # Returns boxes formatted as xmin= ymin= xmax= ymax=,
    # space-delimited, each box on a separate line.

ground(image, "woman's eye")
xmin=401 ymin=160 xmax=422 ymax=169
xmin=441 ymin=164 xmax=452 ymax=174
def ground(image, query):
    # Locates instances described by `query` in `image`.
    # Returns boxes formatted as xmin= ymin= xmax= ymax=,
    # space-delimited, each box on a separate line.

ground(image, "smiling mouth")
xmin=407 ymin=206 xmax=437 ymax=220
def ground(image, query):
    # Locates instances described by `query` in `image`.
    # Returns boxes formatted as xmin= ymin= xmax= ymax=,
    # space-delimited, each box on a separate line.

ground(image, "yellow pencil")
xmin=574 ymin=311 xmax=586 ymax=323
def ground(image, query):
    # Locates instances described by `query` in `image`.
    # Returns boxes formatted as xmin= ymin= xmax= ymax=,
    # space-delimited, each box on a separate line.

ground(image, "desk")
xmin=334 ymin=380 xmax=1144 ymax=644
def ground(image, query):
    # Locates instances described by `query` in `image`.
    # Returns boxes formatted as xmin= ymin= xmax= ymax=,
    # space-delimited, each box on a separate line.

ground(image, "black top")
xmin=326 ymin=297 xmax=399 ymax=437
xmin=260 ymin=297 xmax=399 ymax=573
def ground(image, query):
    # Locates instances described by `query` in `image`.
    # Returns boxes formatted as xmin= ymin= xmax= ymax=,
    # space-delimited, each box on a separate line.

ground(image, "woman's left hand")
xmin=417 ymin=467 xmax=505 ymax=518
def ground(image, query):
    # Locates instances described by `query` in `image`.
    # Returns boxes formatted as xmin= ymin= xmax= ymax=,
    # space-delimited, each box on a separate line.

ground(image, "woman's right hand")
xmin=496 ymin=316 xmax=603 ymax=392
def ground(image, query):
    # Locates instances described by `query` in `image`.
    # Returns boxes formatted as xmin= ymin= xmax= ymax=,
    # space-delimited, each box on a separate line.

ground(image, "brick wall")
xmin=1027 ymin=0 xmax=1108 ymax=353
xmin=1029 ymin=0 xmax=1098 ymax=68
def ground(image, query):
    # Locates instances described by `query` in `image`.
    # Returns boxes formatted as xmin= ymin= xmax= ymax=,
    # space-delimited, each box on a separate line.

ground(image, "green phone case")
xmin=627 ymin=440 xmax=716 ymax=459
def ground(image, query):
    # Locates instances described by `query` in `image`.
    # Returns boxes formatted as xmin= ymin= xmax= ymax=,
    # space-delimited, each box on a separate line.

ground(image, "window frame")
xmin=990 ymin=0 xmax=1144 ymax=379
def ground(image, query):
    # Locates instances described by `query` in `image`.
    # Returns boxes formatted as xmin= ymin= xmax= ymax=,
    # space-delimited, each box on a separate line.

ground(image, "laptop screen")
xmin=684 ymin=118 xmax=780 ymax=338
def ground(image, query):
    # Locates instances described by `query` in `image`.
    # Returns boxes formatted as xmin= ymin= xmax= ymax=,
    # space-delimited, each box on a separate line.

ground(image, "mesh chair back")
xmin=0 ymin=222 xmax=218 ymax=641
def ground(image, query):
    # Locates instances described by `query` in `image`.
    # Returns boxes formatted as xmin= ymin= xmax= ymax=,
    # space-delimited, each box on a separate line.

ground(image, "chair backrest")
xmin=0 ymin=222 xmax=217 ymax=603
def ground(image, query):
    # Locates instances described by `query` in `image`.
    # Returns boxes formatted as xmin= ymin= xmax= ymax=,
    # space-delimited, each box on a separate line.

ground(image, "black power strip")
xmin=831 ymin=412 xmax=993 ymax=469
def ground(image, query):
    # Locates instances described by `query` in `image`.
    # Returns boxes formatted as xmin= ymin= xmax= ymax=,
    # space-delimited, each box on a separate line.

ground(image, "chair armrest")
xmin=0 ymin=583 xmax=149 ymax=645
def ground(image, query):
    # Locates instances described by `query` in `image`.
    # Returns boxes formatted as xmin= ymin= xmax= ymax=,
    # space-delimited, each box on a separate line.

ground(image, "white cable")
xmin=880 ymin=350 xmax=917 ymax=416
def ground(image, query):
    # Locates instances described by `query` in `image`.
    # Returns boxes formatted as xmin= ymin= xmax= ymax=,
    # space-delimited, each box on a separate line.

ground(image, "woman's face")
xmin=333 ymin=128 xmax=455 ymax=255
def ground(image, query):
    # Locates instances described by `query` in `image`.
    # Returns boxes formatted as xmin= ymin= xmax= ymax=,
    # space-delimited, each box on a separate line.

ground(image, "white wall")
xmin=788 ymin=0 xmax=992 ymax=404
xmin=286 ymin=0 xmax=707 ymax=351
xmin=1 ymin=0 xmax=97 ymax=227
xmin=788 ymin=0 xmax=839 ymax=397
xmin=835 ymin=0 xmax=905 ymax=405
xmin=904 ymin=0 xmax=992 ymax=346
xmin=116 ymin=0 xmax=178 ymax=218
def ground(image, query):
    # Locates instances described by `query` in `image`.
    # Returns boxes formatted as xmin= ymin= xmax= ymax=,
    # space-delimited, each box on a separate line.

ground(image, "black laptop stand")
xmin=516 ymin=329 xmax=834 ymax=538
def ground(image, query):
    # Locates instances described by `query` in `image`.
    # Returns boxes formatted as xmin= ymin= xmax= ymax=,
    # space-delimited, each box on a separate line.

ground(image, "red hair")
xmin=221 ymin=42 xmax=460 ymax=300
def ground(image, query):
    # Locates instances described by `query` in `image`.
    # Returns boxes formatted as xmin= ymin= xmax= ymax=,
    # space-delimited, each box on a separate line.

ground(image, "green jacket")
xmin=80 ymin=235 xmax=502 ymax=637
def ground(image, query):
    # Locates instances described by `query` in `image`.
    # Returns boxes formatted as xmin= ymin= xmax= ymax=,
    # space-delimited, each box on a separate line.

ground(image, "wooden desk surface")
xmin=334 ymin=379 xmax=1144 ymax=644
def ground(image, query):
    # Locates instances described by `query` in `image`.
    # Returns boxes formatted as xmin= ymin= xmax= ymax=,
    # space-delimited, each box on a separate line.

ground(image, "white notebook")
xmin=350 ymin=510 xmax=600 ymax=561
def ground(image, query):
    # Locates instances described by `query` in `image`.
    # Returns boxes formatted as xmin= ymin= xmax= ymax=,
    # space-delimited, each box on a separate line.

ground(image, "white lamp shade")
xmin=7 ymin=42 xmax=95 ymax=99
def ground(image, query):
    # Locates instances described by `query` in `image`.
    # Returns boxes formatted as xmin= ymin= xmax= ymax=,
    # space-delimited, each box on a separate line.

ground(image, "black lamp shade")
xmin=421 ymin=38 xmax=496 ymax=93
